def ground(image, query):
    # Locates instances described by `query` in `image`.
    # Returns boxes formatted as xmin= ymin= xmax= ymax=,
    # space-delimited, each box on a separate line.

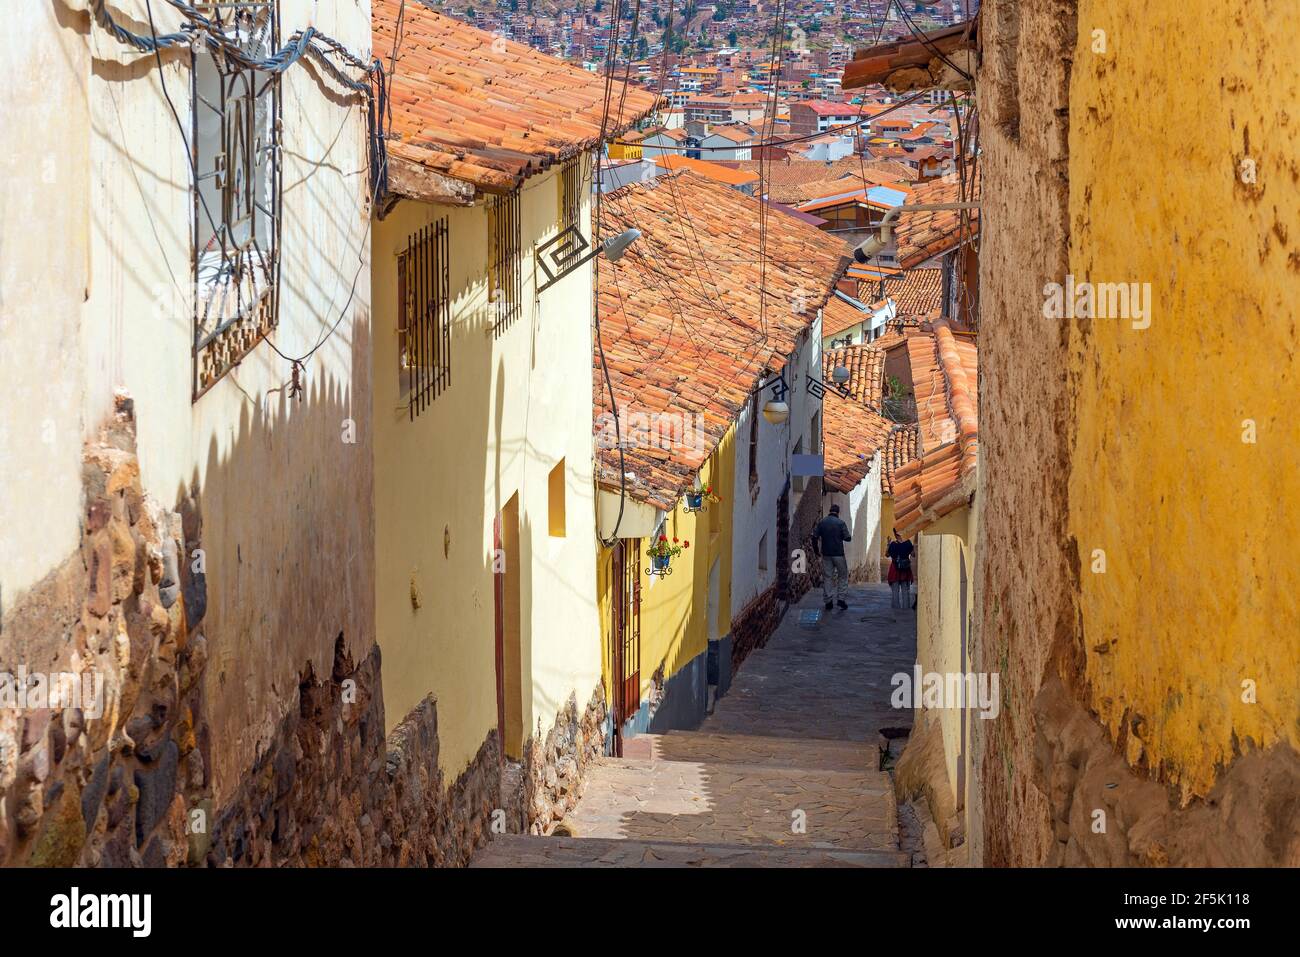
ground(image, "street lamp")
xmin=762 ymin=400 xmax=790 ymax=425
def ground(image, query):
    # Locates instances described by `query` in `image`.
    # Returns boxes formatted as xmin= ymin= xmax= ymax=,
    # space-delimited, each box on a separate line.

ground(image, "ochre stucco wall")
xmin=373 ymin=164 xmax=603 ymax=779
xmin=599 ymin=440 xmax=733 ymax=711
xmin=1068 ymin=0 xmax=1300 ymax=800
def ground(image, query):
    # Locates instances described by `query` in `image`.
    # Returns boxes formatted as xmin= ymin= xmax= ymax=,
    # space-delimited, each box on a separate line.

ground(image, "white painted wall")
xmin=729 ymin=320 xmax=822 ymax=616
xmin=824 ymin=450 xmax=884 ymax=581
xmin=2 ymin=0 xmax=375 ymax=804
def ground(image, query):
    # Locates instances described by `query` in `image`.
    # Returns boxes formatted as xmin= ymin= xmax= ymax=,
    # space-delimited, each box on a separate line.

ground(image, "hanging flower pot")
xmin=646 ymin=535 xmax=688 ymax=575
xmin=682 ymin=484 xmax=720 ymax=514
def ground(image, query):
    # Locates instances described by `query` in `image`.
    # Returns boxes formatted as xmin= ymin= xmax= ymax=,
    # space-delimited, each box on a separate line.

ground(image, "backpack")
xmin=892 ymin=543 xmax=911 ymax=573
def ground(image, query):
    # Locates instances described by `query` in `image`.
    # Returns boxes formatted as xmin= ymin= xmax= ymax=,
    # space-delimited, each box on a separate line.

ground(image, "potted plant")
xmin=646 ymin=535 xmax=689 ymax=575
xmin=684 ymin=484 xmax=720 ymax=513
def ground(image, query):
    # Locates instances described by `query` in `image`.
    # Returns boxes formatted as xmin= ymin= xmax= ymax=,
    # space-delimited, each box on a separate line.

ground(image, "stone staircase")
xmin=473 ymin=730 xmax=906 ymax=867
xmin=472 ymin=584 xmax=915 ymax=868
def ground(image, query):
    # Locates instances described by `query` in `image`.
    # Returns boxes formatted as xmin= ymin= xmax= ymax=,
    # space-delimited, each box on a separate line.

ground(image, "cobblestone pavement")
xmin=472 ymin=583 xmax=916 ymax=868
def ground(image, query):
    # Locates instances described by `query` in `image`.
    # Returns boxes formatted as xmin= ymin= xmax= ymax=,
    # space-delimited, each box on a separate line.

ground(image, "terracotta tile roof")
xmin=821 ymin=294 xmax=875 ymax=339
xmin=702 ymin=124 xmax=758 ymax=144
xmin=885 ymin=267 xmax=943 ymax=319
xmin=732 ymin=157 xmax=911 ymax=204
xmin=595 ymin=171 xmax=851 ymax=509
xmin=881 ymin=424 xmax=921 ymax=497
xmin=893 ymin=165 xmax=981 ymax=270
xmin=793 ymin=99 xmax=871 ymax=116
xmin=823 ymin=398 xmax=893 ymax=494
xmin=641 ymin=126 xmax=690 ymax=142
xmin=823 ymin=343 xmax=885 ymax=409
xmin=654 ymin=154 xmax=760 ymax=187
xmin=841 ymin=21 xmax=978 ymax=92
xmin=375 ymin=1 xmax=659 ymax=196
xmin=784 ymin=169 xmax=913 ymax=205
xmin=798 ymin=183 xmax=910 ymax=214
xmin=891 ymin=322 xmax=978 ymax=535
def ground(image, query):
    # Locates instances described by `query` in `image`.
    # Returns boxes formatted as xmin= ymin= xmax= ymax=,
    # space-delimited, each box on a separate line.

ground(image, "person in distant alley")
xmin=815 ymin=504 xmax=852 ymax=611
xmin=887 ymin=528 xmax=915 ymax=609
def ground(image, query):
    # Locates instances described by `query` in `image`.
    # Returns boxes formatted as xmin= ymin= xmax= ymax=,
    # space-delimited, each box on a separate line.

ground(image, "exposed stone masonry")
xmin=0 ymin=397 xmax=207 ymax=867
xmin=1 ymin=401 xmax=608 ymax=867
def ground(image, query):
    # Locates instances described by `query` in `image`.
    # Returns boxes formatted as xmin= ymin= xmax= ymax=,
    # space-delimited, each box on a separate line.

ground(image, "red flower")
xmin=659 ymin=535 xmax=668 ymax=542
xmin=683 ymin=541 xmax=691 ymax=548
xmin=672 ymin=537 xmax=679 ymax=543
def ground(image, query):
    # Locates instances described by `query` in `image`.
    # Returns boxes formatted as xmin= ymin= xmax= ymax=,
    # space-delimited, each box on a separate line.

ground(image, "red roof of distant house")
xmin=792 ymin=99 xmax=866 ymax=116
xmin=654 ymin=154 xmax=760 ymax=187
xmin=375 ymin=0 xmax=658 ymax=196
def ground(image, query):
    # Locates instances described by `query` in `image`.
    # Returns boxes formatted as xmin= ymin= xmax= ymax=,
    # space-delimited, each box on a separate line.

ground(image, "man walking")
xmin=814 ymin=504 xmax=852 ymax=611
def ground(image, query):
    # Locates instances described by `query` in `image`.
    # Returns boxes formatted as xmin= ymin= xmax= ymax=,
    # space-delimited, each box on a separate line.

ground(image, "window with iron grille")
xmin=558 ymin=154 xmax=587 ymax=233
xmin=191 ymin=1 xmax=282 ymax=400
xmin=398 ymin=218 xmax=452 ymax=419
xmin=487 ymin=191 xmax=522 ymax=337
xmin=748 ymin=390 xmax=760 ymax=490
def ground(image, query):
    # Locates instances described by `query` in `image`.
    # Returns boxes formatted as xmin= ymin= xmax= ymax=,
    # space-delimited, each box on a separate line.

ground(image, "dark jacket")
xmin=814 ymin=515 xmax=851 ymax=558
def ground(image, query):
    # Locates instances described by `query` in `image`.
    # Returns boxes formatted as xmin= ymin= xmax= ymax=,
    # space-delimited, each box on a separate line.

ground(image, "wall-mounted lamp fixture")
xmin=762 ymin=401 xmax=790 ymax=425
xmin=536 ymin=226 xmax=642 ymax=293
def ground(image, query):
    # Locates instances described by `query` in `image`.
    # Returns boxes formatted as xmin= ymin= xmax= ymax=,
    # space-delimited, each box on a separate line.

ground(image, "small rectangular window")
xmin=758 ymin=531 xmax=769 ymax=572
xmin=488 ymin=190 xmax=522 ymax=337
xmin=548 ymin=459 xmax=566 ymax=537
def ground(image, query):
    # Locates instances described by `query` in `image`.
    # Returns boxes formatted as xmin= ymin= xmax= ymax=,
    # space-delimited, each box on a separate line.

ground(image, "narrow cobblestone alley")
xmin=473 ymin=583 xmax=916 ymax=867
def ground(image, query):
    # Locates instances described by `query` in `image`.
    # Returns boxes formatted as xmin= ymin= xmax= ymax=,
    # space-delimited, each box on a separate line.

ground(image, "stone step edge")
xmin=589 ymin=756 xmax=895 ymax=789
xmin=473 ymin=834 xmax=909 ymax=867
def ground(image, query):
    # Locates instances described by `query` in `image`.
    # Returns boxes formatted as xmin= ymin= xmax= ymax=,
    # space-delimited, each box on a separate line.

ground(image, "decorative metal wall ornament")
xmin=755 ymin=372 xmax=789 ymax=404
xmin=535 ymin=226 xmax=641 ymax=294
xmin=805 ymin=374 xmax=854 ymax=402
xmin=535 ymin=225 xmax=591 ymax=292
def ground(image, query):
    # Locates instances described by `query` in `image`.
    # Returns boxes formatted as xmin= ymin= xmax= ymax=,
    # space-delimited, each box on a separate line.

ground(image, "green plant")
xmin=647 ymin=535 xmax=689 ymax=561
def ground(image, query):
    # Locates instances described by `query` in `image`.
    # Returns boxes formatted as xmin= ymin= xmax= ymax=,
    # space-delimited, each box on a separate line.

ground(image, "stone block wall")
xmin=518 ymin=687 xmax=607 ymax=836
xmin=1 ymin=402 xmax=606 ymax=867
xmin=729 ymin=586 xmax=782 ymax=674
xmin=0 ymin=398 xmax=209 ymax=867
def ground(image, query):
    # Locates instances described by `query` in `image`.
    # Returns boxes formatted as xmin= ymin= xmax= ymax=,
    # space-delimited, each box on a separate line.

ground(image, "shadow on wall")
xmin=180 ymin=314 xmax=375 ymax=809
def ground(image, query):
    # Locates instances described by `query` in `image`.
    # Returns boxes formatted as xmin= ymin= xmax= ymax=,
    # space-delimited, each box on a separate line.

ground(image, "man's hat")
xmin=828 ymin=504 xmax=840 ymax=514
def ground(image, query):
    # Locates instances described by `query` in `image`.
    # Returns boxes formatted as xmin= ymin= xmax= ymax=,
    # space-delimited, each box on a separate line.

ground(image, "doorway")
xmin=609 ymin=540 xmax=641 ymax=757
xmin=493 ymin=494 xmax=523 ymax=760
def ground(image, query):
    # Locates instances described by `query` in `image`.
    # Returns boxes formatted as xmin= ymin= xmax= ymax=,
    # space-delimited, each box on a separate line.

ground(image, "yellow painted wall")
xmin=373 ymin=164 xmax=603 ymax=777
xmin=913 ymin=504 xmax=976 ymax=810
xmin=880 ymin=496 xmax=896 ymax=556
xmin=599 ymin=429 xmax=735 ymax=708
xmin=1069 ymin=2 xmax=1300 ymax=800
